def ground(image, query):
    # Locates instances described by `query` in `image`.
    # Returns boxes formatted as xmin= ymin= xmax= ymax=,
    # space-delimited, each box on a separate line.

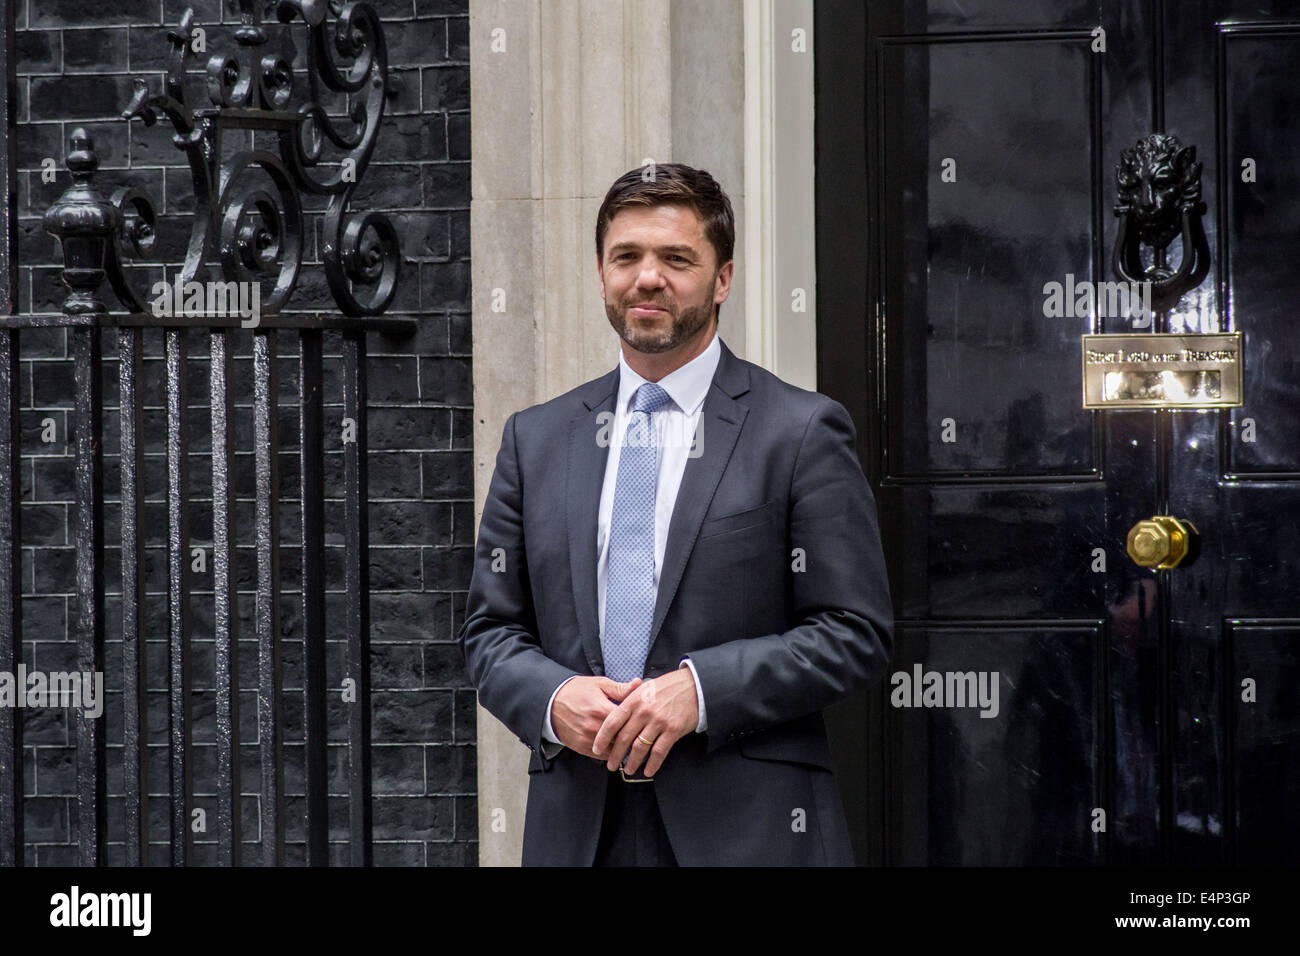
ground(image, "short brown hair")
xmin=596 ymin=163 xmax=734 ymax=321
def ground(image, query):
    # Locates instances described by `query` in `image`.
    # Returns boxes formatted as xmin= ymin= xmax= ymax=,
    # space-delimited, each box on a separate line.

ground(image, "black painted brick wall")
xmin=12 ymin=0 xmax=474 ymax=865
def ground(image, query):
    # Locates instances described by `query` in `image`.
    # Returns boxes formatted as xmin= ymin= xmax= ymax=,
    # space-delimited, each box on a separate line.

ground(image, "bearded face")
xmin=605 ymin=272 xmax=718 ymax=354
xmin=598 ymin=204 xmax=728 ymax=355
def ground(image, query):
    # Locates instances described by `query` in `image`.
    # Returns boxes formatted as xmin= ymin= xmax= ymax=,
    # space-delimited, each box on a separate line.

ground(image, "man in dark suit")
xmin=458 ymin=163 xmax=892 ymax=865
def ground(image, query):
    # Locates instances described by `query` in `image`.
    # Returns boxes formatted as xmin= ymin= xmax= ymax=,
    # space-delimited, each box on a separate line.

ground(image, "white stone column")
xmin=469 ymin=0 xmax=813 ymax=866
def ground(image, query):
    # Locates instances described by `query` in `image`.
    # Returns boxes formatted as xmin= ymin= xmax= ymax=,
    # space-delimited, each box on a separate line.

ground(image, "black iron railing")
xmin=0 ymin=1 xmax=409 ymax=866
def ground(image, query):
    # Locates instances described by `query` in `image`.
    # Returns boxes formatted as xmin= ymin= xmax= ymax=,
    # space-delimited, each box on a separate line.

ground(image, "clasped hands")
xmin=551 ymin=669 xmax=700 ymax=776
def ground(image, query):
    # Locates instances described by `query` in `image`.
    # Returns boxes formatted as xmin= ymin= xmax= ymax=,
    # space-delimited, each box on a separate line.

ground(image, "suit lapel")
xmin=648 ymin=344 xmax=749 ymax=657
xmin=566 ymin=339 xmax=752 ymax=675
xmin=566 ymin=367 xmax=619 ymax=674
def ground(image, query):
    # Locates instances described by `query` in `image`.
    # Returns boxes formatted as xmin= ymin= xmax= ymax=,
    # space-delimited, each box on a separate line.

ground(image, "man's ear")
xmin=714 ymin=260 xmax=734 ymax=305
xmin=596 ymin=255 xmax=606 ymax=299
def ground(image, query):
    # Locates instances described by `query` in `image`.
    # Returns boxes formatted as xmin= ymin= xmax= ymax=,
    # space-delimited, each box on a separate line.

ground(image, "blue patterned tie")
xmin=603 ymin=382 xmax=672 ymax=682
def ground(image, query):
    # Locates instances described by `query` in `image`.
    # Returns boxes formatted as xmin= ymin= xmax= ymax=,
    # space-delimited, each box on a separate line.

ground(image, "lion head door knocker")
xmin=1112 ymin=133 xmax=1211 ymax=314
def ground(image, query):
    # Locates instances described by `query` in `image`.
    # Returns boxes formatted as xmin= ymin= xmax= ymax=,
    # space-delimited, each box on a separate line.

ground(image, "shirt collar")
xmin=617 ymin=327 xmax=721 ymax=416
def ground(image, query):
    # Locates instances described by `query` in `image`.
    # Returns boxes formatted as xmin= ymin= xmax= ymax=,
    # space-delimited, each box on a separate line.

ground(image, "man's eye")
xmin=614 ymin=252 xmax=687 ymax=263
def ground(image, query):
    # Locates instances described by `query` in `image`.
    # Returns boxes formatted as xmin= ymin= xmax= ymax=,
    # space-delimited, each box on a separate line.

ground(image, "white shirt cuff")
xmin=679 ymin=658 xmax=707 ymax=733
xmin=541 ymin=675 xmax=579 ymax=756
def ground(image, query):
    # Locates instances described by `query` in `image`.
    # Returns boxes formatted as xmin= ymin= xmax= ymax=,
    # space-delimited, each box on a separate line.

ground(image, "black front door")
xmin=816 ymin=0 xmax=1300 ymax=865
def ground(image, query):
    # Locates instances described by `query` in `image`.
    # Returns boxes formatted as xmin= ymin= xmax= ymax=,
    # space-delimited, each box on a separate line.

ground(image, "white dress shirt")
xmin=540 ymin=330 xmax=720 ymax=756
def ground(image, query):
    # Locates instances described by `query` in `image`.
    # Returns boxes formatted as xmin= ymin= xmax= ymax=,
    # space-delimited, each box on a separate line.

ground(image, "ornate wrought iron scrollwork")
xmin=1112 ymin=133 xmax=1211 ymax=314
xmin=87 ymin=0 xmax=401 ymax=319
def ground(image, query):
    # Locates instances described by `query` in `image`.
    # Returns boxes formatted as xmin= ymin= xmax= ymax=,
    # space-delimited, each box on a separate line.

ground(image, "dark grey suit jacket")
xmin=458 ymin=337 xmax=892 ymax=865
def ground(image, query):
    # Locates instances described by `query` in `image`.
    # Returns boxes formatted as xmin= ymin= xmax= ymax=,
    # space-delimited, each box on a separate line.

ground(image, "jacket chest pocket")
xmin=692 ymin=500 xmax=780 ymax=602
xmin=697 ymin=497 xmax=779 ymax=540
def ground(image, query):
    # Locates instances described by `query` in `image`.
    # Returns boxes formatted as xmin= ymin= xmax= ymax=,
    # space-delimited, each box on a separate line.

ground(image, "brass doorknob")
xmin=1126 ymin=516 xmax=1198 ymax=569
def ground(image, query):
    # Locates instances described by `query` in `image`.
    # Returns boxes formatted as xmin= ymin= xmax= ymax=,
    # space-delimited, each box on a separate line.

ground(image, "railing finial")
xmin=42 ymin=129 xmax=120 ymax=318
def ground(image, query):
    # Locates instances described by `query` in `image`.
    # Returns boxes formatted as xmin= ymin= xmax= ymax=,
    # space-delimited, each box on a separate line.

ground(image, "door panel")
xmin=896 ymin=0 xmax=1101 ymax=32
xmin=889 ymin=624 xmax=1103 ymax=865
xmin=897 ymin=486 xmax=1108 ymax=618
xmin=1218 ymin=26 xmax=1300 ymax=473
xmin=1229 ymin=622 xmax=1300 ymax=860
xmin=882 ymin=36 xmax=1102 ymax=478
